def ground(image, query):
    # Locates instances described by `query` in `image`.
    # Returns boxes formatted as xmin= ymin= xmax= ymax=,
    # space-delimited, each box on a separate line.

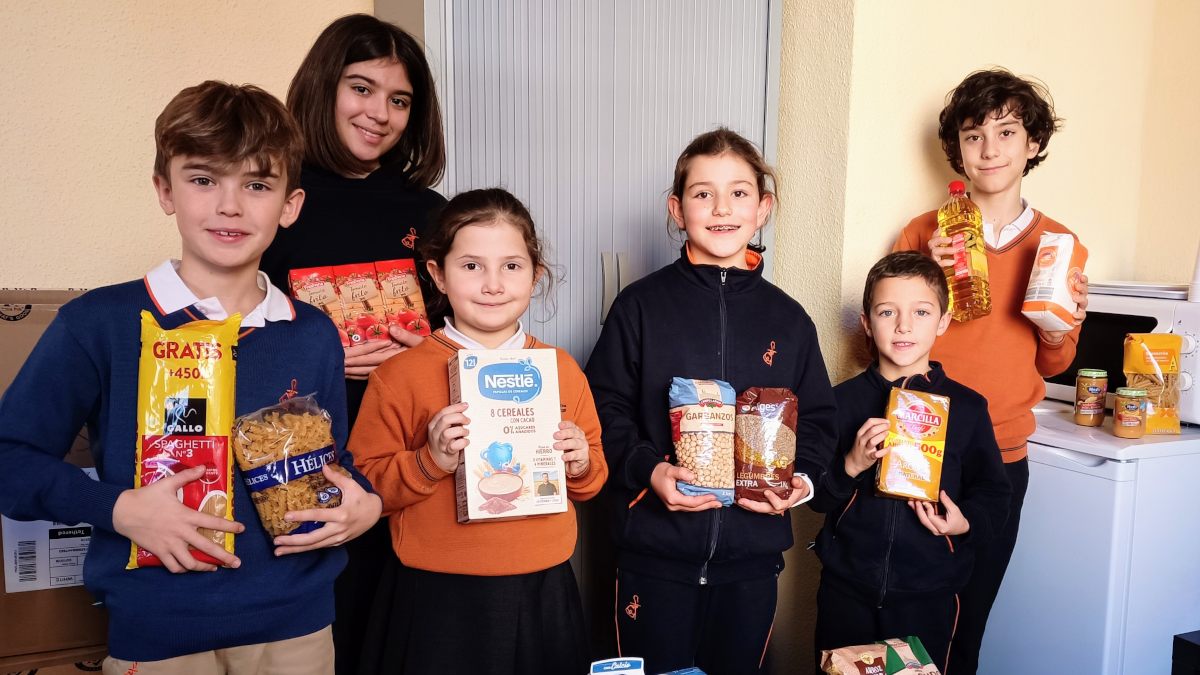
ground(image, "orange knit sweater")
xmin=894 ymin=210 xmax=1086 ymax=462
xmin=348 ymin=330 xmax=608 ymax=575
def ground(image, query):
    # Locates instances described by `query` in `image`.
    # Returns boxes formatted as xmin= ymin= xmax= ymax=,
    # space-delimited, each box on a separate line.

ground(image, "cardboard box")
xmin=333 ymin=263 xmax=389 ymax=343
xmin=448 ymin=349 xmax=565 ymax=523
xmin=375 ymin=258 xmax=432 ymax=336
xmin=287 ymin=266 xmax=349 ymax=346
xmin=0 ymin=289 xmax=108 ymax=670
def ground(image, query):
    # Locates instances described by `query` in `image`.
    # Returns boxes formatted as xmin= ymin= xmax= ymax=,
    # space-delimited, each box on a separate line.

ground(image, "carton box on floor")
xmin=448 ymin=349 xmax=566 ymax=523
xmin=0 ymin=290 xmax=108 ymax=670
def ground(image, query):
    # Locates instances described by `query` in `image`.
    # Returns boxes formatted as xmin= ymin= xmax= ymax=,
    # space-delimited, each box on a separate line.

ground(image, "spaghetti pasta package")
xmin=877 ymin=388 xmax=949 ymax=503
xmin=1123 ymin=333 xmax=1182 ymax=435
xmin=669 ymin=377 xmax=736 ymax=506
xmin=128 ymin=311 xmax=238 ymax=569
xmin=232 ymin=394 xmax=349 ymax=537
xmin=1021 ymin=232 xmax=1086 ymax=332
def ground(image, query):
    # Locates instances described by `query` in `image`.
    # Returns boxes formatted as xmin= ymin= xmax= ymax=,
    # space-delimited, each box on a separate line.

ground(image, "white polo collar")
xmin=144 ymin=259 xmax=294 ymax=328
xmin=443 ymin=317 xmax=527 ymax=350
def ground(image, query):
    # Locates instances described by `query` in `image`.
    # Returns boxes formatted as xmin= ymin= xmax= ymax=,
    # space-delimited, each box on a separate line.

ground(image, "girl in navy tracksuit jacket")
xmin=585 ymin=128 xmax=838 ymax=675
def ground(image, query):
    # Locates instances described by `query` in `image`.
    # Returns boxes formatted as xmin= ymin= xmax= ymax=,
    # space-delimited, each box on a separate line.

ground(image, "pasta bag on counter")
xmin=1021 ymin=232 xmax=1086 ymax=332
xmin=1123 ymin=333 xmax=1182 ymax=435
xmin=129 ymin=312 xmax=238 ymax=569
xmin=877 ymin=388 xmax=949 ymax=503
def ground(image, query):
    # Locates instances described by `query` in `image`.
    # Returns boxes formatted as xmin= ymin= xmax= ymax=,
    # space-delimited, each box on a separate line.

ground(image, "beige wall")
xmin=1136 ymin=0 xmax=1200 ymax=283
xmin=0 ymin=1 xmax=370 ymax=289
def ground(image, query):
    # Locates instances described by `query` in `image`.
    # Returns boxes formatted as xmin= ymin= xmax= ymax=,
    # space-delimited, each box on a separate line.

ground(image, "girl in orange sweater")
xmin=348 ymin=188 xmax=607 ymax=674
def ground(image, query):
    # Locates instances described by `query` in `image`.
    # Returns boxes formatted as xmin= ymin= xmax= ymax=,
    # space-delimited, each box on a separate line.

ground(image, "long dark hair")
xmin=287 ymin=14 xmax=445 ymax=185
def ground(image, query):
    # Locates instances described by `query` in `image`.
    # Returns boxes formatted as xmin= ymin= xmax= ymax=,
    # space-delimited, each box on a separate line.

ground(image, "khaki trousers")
xmin=102 ymin=625 xmax=332 ymax=675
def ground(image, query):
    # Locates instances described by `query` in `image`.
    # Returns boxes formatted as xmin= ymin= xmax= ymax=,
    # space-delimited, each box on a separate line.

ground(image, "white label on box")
xmin=2 ymin=468 xmax=96 ymax=593
xmin=449 ymin=349 xmax=566 ymax=522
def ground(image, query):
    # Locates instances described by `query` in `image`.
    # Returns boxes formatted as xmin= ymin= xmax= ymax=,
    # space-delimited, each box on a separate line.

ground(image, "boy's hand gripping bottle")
xmin=937 ymin=180 xmax=991 ymax=321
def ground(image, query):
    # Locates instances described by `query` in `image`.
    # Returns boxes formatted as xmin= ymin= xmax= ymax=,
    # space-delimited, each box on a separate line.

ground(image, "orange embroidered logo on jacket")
xmin=401 ymin=228 xmax=419 ymax=249
xmin=763 ymin=340 xmax=777 ymax=366
xmin=625 ymin=594 xmax=641 ymax=620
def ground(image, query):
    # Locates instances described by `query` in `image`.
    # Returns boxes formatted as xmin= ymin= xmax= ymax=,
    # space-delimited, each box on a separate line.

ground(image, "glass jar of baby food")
xmin=1073 ymin=369 xmax=1108 ymax=427
xmin=1113 ymin=387 xmax=1147 ymax=439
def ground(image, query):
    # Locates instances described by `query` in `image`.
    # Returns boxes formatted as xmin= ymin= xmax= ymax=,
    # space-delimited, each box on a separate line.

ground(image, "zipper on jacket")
xmin=718 ymin=269 xmax=728 ymax=379
xmin=695 ymin=268 xmax=731 ymax=586
xmin=877 ymin=500 xmax=898 ymax=608
xmin=698 ymin=508 xmax=724 ymax=585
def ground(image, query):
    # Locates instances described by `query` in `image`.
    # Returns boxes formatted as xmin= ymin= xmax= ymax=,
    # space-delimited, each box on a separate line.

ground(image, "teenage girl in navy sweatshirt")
xmin=586 ymin=128 xmax=838 ymax=675
xmin=258 ymin=15 xmax=447 ymax=674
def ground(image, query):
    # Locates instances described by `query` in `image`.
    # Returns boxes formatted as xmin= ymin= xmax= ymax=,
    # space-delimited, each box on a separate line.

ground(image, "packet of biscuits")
xmin=129 ymin=312 xmax=238 ymax=569
xmin=820 ymin=643 xmax=888 ymax=674
xmin=877 ymin=388 xmax=949 ymax=503
xmin=734 ymin=387 xmax=798 ymax=502
xmin=232 ymin=394 xmax=350 ymax=537
xmin=669 ymin=377 xmax=736 ymax=507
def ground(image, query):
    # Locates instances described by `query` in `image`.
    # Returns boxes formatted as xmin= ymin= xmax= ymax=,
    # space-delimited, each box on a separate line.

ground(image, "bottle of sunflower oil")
xmin=936 ymin=180 xmax=991 ymax=321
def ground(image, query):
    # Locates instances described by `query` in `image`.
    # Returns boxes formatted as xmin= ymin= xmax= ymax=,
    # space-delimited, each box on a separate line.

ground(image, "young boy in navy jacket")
xmin=812 ymin=252 xmax=1010 ymax=672
xmin=0 ymin=81 xmax=382 ymax=673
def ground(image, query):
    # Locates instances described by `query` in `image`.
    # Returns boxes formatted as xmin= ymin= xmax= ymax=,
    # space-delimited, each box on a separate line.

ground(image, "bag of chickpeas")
xmin=668 ymin=377 xmax=736 ymax=506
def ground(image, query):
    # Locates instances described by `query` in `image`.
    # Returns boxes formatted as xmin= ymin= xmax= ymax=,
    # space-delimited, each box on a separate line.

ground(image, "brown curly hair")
xmin=938 ymin=68 xmax=1063 ymax=176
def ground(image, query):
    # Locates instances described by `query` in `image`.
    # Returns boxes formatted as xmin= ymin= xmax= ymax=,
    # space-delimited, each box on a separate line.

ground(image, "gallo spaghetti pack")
xmin=128 ymin=312 xmax=238 ymax=569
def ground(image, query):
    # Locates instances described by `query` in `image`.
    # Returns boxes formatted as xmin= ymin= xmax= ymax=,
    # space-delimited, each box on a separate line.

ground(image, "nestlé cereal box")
xmin=448 ymin=349 xmax=566 ymax=523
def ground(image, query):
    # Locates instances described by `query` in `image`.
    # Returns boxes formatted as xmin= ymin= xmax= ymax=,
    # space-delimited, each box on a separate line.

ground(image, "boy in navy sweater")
xmin=0 ymin=81 xmax=382 ymax=672
xmin=812 ymin=252 xmax=1010 ymax=672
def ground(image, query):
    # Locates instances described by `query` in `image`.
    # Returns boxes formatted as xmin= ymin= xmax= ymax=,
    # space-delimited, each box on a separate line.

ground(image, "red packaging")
xmin=288 ymin=266 xmax=349 ymax=346
xmin=333 ymin=263 xmax=389 ymax=343
xmin=374 ymin=258 xmax=432 ymax=336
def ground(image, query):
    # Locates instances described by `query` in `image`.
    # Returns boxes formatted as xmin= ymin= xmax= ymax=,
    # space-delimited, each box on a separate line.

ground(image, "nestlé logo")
xmin=478 ymin=359 xmax=542 ymax=403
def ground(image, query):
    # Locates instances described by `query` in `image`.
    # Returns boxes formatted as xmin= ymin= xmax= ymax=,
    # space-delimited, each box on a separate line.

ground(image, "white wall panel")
xmin=428 ymin=0 xmax=774 ymax=364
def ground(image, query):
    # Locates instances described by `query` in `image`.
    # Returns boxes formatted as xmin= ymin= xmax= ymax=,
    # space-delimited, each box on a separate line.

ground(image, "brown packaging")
xmin=734 ymin=387 xmax=799 ymax=502
xmin=877 ymin=388 xmax=949 ymax=503
xmin=820 ymin=644 xmax=888 ymax=674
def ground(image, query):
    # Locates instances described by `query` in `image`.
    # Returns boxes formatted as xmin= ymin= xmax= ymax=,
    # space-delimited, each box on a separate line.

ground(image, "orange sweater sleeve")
xmin=349 ymin=371 xmax=453 ymax=516
xmin=557 ymin=351 xmax=608 ymax=501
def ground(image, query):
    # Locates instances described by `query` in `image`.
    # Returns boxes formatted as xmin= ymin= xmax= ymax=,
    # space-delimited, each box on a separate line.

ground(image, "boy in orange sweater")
xmin=893 ymin=67 xmax=1088 ymax=675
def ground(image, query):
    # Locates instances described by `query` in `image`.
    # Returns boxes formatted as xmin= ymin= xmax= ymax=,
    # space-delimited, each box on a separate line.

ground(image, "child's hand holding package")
xmin=113 ymin=466 xmax=245 ymax=573
xmin=845 ymin=417 xmax=889 ymax=478
xmin=272 ymin=463 xmax=382 ymax=555
xmin=909 ymin=490 xmax=970 ymax=537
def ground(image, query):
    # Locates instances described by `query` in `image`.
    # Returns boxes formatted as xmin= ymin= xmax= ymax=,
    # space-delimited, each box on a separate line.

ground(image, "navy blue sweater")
xmin=813 ymin=363 xmax=1011 ymax=604
xmin=585 ymin=250 xmax=838 ymax=585
xmin=0 ymin=280 xmax=365 ymax=660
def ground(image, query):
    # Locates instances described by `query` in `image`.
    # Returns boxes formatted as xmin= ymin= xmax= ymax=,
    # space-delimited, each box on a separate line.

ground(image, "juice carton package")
xmin=1021 ymin=232 xmax=1086 ymax=332
xmin=288 ymin=266 xmax=349 ymax=346
xmin=332 ymin=263 xmax=389 ymax=343
xmin=669 ymin=377 xmax=737 ymax=506
xmin=374 ymin=258 xmax=432 ymax=336
xmin=129 ymin=312 xmax=238 ymax=569
xmin=877 ymin=388 xmax=950 ymax=503
xmin=449 ymin=349 xmax=565 ymax=522
xmin=1123 ymin=333 xmax=1183 ymax=434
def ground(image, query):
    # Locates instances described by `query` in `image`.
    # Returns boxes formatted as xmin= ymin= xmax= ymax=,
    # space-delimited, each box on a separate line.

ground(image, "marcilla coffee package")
xmin=876 ymin=388 xmax=950 ymax=503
